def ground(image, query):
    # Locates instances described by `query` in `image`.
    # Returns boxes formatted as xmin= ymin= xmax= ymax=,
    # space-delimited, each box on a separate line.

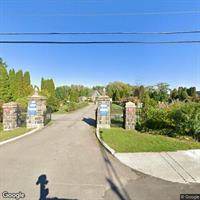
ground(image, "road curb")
xmin=0 ymin=124 xmax=50 ymax=147
xmin=95 ymin=128 xmax=200 ymax=184
xmin=96 ymin=128 xmax=116 ymax=155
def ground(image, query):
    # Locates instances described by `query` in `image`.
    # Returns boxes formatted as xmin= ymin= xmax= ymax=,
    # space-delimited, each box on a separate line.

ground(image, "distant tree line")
xmin=45 ymin=84 xmax=92 ymax=112
xmin=105 ymin=82 xmax=200 ymax=140
xmin=55 ymin=85 xmax=91 ymax=104
xmin=0 ymin=57 xmax=200 ymax=138
xmin=105 ymin=81 xmax=199 ymax=103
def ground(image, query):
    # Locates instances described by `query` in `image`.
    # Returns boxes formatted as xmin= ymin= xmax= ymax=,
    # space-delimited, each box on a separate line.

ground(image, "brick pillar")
xmin=26 ymin=91 xmax=47 ymax=129
xmin=2 ymin=102 xmax=20 ymax=131
xmin=124 ymin=102 xmax=136 ymax=130
xmin=96 ymin=95 xmax=111 ymax=129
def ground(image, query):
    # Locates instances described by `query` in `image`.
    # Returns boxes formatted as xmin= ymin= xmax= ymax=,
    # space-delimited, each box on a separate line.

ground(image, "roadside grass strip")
xmin=100 ymin=128 xmax=200 ymax=153
xmin=0 ymin=127 xmax=31 ymax=143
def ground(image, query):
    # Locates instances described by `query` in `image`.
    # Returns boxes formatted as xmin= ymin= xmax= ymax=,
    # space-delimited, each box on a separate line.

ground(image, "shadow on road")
xmin=99 ymin=143 xmax=132 ymax=200
xmin=36 ymin=174 xmax=78 ymax=200
xmin=82 ymin=117 xmax=96 ymax=127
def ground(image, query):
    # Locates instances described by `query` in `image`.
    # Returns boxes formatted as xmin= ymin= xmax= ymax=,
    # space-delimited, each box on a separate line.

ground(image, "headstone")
xmin=96 ymin=95 xmax=111 ymax=129
xmin=124 ymin=101 xmax=136 ymax=130
xmin=26 ymin=89 xmax=47 ymax=129
xmin=2 ymin=102 xmax=20 ymax=131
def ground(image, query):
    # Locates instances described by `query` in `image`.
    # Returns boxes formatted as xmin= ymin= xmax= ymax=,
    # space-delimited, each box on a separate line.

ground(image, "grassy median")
xmin=0 ymin=127 xmax=31 ymax=143
xmin=100 ymin=128 xmax=200 ymax=152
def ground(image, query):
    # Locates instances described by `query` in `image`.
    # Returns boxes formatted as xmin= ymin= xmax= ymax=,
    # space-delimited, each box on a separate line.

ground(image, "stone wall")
xmin=2 ymin=102 xmax=20 ymax=131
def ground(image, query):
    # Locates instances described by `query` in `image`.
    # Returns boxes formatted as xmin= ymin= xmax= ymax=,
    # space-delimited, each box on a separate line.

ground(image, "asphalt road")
xmin=0 ymin=104 xmax=199 ymax=200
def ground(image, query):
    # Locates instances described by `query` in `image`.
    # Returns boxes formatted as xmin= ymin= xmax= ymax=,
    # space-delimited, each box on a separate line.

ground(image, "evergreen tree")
xmin=15 ymin=70 xmax=24 ymax=98
xmin=23 ymin=71 xmax=32 ymax=96
xmin=170 ymin=88 xmax=178 ymax=100
xmin=9 ymin=69 xmax=16 ymax=100
xmin=41 ymin=78 xmax=55 ymax=97
xmin=49 ymin=79 xmax=55 ymax=96
xmin=41 ymin=77 xmax=45 ymax=91
xmin=178 ymin=87 xmax=188 ymax=101
xmin=41 ymin=78 xmax=58 ymax=111
xmin=0 ymin=58 xmax=11 ymax=102
xmin=69 ymin=85 xmax=79 ymax=102
xmin=40 ymin=78 xmax=48 ymax=96
xmin=187 ymin=87 xmax=196 ymax=97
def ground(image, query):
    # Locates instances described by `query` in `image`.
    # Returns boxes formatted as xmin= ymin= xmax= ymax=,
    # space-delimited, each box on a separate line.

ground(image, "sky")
xmin=0 ymin=0 xmax=200 ymax=89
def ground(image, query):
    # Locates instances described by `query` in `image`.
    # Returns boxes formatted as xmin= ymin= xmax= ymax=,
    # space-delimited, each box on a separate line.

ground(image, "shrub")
xmin=47 ymin=96 xmax=59 ymax=112
xmin=143 ymin=106 xmax=171 ymax=130
xmin=139 ymin=101 xmax=200 ymax=139
xmin=170 ymin=102 xmax=200 ymax=137
xmin=16 ymin=97 xmax=28 ymax=111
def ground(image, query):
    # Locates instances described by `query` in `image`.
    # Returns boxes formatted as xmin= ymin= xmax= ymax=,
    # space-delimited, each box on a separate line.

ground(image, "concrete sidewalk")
xmin=115 ymin=150 xmax=200 ymax=184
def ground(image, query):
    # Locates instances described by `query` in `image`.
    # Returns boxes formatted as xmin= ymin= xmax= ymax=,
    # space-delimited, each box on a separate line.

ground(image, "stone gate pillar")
xmin=96 ymin=95 xmax=111 ymax=129
xmin=124 ymin=102 xmax=136 ymax=130
xmin=2 ymin=102 xmax=20 ymax=131
xmin=26 ymin=89 xmax=47 ymax=129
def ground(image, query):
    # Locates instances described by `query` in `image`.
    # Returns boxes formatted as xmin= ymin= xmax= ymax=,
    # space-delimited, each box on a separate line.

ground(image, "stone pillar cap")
xmin=2 ymin=102 xmax=18 ymax=108
xmin=28 ymin=87 xmax=47 ymax=100
xmin=98 ymin=95 xmax=111 ymax=100
xmin=28 ymin=94 xmax=47 ymax=100
xmin=125 ymin=101 xmax=136 ymax=108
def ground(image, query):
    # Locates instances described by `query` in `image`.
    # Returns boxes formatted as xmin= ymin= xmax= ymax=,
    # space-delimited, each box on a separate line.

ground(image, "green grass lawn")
xmin=111 ymin=103 xmax=124 ymax=127
xmin=0 ymin=127 xmax=31 ymax=143
xmin=56 ymin=102 xmax=89 ymax=114
xmin=100 ymin=128 xmax=200 ymax=152
xmin=111 ymin=118 xmax=124 ymax=128
xmin=111 ymin=103 xmax=123 ymax=115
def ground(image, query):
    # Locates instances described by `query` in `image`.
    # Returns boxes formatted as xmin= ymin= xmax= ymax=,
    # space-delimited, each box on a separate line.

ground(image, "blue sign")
xmin=28 ymin=100 xmax=37 ymax=116
xmin=99 ymin=104 xmax=108 ymax=116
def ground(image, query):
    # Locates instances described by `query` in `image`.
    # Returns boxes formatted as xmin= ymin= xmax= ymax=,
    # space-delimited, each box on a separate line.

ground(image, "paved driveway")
xmin=0 ymin=104 xmax=200 ymax=200
xmin=0 ymin=105 xmax=136 ymax=200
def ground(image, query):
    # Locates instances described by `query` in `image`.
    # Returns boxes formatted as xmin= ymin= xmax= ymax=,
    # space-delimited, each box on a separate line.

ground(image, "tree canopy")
xmin=0 ymin=58 xmax=33 ymax=103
